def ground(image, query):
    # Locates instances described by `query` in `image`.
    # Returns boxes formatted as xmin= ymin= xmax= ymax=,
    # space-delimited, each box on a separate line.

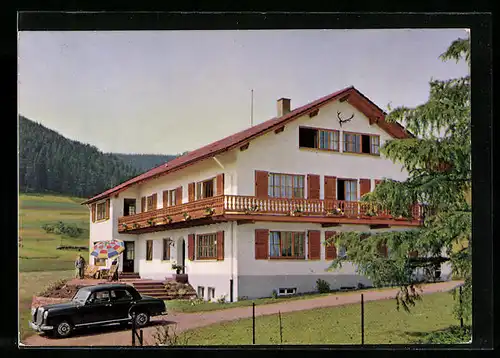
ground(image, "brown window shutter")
xmin=141 ymin=197 xmax=146 ymax=212
xmin=324 ymin=176 xmax=337 ymax=200
xmin=188 ymin=234 xmax=195 ymax=260
xmin=307 ymin=174 xmax=320 ymax=200
xmin=175 ymin=186 xmax=183 ymax=205
xmin=216 ymin=173 xmax=225 ymax=196
xmin=255 ymin=171 xmax=269 ymax=198
xmin=91 ymin=203 xmax=96 ymax=222
xmin=162 ymin=190 xmax=168 ymax=208
xmin=152 ymin=193 xmax=158 ymax=210
xmin=325 ymin=231 xmax=337 ymax=260
xmin=255 ymin=229 xmax=269 ymax=259
xmin=105 ymin=199 xmax=110 ymax=220
xmin=188 ymin=182 xmax=195 ymax=202
xmin=216 ymin=231 xmax=225 ymax=260
xmin=360 ymin=179 xmax=371 ymax=197
xmin=308 ymin=230 xmax=321 ymax=260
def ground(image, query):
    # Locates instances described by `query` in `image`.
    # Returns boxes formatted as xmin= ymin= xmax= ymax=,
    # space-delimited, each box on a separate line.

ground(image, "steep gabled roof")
xmin=83 ymin=86 xmax=411 ymax=204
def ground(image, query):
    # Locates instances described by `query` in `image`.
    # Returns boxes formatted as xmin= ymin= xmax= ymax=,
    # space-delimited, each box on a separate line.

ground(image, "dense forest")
xmin=19 ymin=116 xmax=176 ymax=198
xmin=113 ymin=153 xmax=177 ymax=173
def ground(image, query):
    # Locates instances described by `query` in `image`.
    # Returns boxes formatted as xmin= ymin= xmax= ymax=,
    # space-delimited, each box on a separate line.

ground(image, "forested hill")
xmin=113 ymin=153 xmax=177 ymax=173
xmin=19 ymin=115 xmax=140 ymax=198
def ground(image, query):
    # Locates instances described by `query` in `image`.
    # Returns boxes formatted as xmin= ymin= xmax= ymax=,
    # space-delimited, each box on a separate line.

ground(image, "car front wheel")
xmin=54 ymin=320 xmax=73 ymax=338
xmin=133 ymin=312 xmax=150 ymax=328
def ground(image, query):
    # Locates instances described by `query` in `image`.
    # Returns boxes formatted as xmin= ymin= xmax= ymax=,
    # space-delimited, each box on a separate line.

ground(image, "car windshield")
xmin=72 ymin=288 xmax=91 ymax=304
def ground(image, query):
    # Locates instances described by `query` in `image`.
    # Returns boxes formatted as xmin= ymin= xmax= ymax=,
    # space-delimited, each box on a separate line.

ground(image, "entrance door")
xmin=123 ymin=242 xmax=135 ymax=273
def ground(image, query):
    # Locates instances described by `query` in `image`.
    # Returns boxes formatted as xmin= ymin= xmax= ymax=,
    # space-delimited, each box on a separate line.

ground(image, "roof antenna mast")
xmin=250 ymin=89 xmax=254 ymax=127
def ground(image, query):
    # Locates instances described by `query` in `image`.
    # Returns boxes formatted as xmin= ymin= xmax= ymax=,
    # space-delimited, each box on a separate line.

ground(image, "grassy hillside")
xmin=19 ymin=193 xmax=89 ymax=272
xmin=19 ymin=115 xmax=139 ymax=198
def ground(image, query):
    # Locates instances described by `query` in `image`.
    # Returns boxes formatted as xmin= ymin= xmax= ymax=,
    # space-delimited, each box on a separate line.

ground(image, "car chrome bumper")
xmin=29 ymin=321 xmax=53 ymax=332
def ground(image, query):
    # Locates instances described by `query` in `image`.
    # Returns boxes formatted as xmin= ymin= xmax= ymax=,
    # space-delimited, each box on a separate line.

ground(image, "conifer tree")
xmin=327 ymin=36 xmax=471 ymax=322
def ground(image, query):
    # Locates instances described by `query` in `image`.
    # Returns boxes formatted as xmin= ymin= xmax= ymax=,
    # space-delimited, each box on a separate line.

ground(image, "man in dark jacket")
xmin=75 ymin=254 xmax=85 ymax=279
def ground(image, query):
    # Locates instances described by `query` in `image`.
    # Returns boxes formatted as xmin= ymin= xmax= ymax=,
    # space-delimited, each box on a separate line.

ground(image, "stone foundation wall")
xmin=31 ymin=296 xmax=67 ymax=309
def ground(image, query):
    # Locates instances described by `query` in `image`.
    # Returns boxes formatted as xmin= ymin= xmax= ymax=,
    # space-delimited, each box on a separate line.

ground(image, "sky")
xmin=18 ymin=29 xmax=469 ymax=155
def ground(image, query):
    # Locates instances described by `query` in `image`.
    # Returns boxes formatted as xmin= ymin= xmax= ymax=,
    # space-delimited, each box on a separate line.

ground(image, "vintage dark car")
xmin=29 ymin=283 xmax=167 ymax=338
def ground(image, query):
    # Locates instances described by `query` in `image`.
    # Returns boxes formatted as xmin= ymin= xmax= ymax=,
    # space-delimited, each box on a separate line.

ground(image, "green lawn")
xmin=19 ymin=193 xmax=89 ymax=272
xmin=19 ymin=270 xmax=74 ymax=341
xmin=180 ymin=292 xmax=465 ymax=345
xmin=167 ymin=286 xmax=397 ymax=313
xmin=18 ymin=194 xmax=90 ymax=340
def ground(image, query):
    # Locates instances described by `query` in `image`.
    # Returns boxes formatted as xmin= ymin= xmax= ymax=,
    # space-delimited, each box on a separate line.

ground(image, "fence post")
xmin=361 ymin=293 xmax=365 ymax=345
xmin=131 ymin=312 xmax=136 ymax=346
xmin=140 ymin=329 xmax=144 ymax=346
xmin=278 ymin=310 xmax=283 ymax=344
xmin=252 ymin=302 xmax=256 ymax=345
xmin=459 ymin=285 xmax=464 ymax=329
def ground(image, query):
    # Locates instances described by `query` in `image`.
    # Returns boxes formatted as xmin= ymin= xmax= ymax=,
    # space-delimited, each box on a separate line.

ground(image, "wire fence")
xmin=247 ymin=286 xmax=465 ymax=345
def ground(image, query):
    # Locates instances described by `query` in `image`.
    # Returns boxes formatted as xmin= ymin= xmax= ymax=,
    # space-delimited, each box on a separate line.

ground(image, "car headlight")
xmin=43 ymin=311 xmax=48 ymax=319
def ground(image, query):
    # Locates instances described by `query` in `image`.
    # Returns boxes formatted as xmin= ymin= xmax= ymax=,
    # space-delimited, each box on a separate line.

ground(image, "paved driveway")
xmin=21 ymin=280 xmax=462 ymax=347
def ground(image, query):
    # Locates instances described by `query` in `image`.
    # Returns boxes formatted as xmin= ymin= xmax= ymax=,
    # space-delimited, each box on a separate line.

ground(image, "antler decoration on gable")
xmin=337 ymin=111 xmax=354 ymax=127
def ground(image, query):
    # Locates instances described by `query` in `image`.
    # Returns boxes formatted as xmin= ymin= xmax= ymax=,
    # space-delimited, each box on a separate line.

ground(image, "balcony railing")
xmin=118 ymin=195 xmax=423 ymax=232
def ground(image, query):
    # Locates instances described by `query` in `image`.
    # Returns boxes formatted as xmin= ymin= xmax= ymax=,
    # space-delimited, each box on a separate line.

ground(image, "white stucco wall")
xmin=235 ymin=221 xmax=415 ymax=299
xmin=88 ymin=187 xmax=139 ymax=271
xmin=136 ymin=151 xmax=237 ymax=210
xmin=236 ymin=99 xmax=408 ymax=198
xmin=136 ymin=221 xmax=237 ymax=301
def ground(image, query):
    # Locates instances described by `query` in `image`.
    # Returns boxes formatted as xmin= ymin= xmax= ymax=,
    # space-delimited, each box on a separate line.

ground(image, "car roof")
xmin=82 ymin=283 xmax=133 ymax=292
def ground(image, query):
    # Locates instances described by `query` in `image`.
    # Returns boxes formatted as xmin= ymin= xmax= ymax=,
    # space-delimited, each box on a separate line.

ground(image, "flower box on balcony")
xmin=204 ymin=207 xmax=215 ymax=216
xmin=326 ymin=208 xmax=345 ymax=216
xmin=244 ymin=205 xmax=260 ymax=215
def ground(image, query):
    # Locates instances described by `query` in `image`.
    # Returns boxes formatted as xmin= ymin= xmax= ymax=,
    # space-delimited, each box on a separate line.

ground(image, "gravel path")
xmin=21 ymin=280 xmax=462 ymax=347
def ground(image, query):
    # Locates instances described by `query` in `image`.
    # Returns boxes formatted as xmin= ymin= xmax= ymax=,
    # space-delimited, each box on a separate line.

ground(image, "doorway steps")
xmin=125 ymin=279 xmax=197 ymax=300
xmin=119 ymin=272 xmax=141 ymax=280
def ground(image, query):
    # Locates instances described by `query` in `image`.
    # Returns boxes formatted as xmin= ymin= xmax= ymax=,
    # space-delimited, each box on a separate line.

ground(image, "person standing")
xmin=75 ymin=254 xmax=85 ymax=279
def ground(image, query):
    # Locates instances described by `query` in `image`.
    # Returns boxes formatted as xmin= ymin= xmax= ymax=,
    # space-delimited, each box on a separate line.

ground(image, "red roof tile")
xmin=82 ymin=86 xmax=410 ymax=204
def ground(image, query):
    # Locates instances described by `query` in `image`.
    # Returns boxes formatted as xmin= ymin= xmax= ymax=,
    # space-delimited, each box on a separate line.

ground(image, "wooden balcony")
xmin=117 ymin=195 xmax=424 ymax=234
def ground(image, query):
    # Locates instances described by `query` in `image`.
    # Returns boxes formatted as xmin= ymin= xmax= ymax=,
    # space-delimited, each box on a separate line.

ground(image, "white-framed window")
xmin=162 ymin=238 xmax=171 ymax=261
xmin=370 ymin=136 xmax=380 ymax=155
xmin=196 ymin=178 xmax=215 ymax=200
xmin=318 ymin=129 xmax=340 ymax=151
xmin=208 ymin=287 xmax=216 ymax=300
xmin=343 ymin=132 xmax=361 ymax=153
xmin=268 ymin=173 xmax=305 ymax=198
xmin=197 ymin=286 xmax=205 ymax=299
xmin=168 ymin=189 xmax=176 ymax=206
xmin=96 ymin=202 xmax=107 ymax=221
xmin=196 ymin=233 xmax=217 ymax=259
xmin=277 ymin=287 xmax=297 ymax=296
xmin=269 ymin=231 xmax=305 ymax=259
xmin=146 ymin=240 xmax=153 ymax=261
xmin=345 ymin=180 xmax=358 ymax=201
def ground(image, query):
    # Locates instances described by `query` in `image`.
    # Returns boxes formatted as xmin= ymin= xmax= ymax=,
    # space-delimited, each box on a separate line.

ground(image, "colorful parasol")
xmin=90 ymin=239 xmax=125 ymax=259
